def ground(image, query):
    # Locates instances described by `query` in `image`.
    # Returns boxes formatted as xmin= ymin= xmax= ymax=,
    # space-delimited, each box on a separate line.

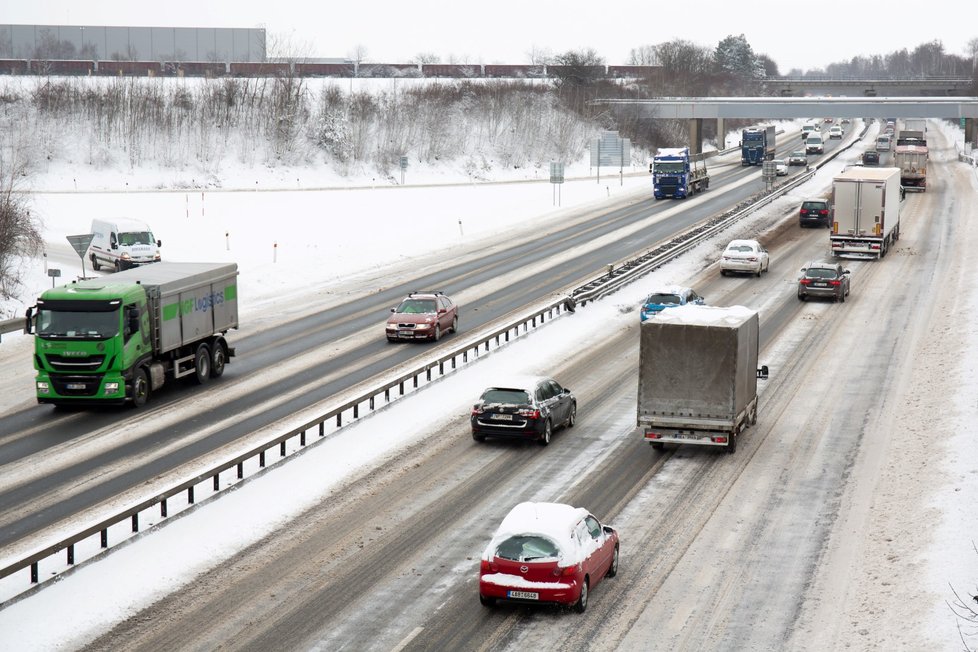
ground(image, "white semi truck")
xmin=830 ymin=167 xmax=903 ymax=259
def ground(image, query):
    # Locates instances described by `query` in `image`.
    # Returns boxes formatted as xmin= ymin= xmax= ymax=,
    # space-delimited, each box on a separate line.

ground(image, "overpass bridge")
xmin=763 ymin=77 xmax=975 ymax=97
xmin=595 ymin=96 xmax=978 ymax=152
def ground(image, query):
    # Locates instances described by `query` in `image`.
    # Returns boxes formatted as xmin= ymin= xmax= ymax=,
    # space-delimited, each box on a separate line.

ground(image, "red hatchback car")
xmin=385 ymin=291 xmax=458 ymax=342
xmin=479 ymin=502 xmax=619 ymax=613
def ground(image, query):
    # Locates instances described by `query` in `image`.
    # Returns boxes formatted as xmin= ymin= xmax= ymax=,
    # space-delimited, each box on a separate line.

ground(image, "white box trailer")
xmin=637 ymin=305 xmax=765 ymax=454
xmin=830 ymin=167 xmax=902 ymax=259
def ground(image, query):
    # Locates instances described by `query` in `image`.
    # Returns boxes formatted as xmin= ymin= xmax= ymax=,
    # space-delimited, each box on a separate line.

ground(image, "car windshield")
xmin=727 ymin=245 xmax=755 ymax=253
xmin=36 ymin=309 xmax=120 ymax=339
xmin=791 ymin=151 xmax=805 ymax=157
xmin=807 ymin=137 xmax=822 ymax=143
xmin=118 ymin=231 xmax=155 ymax=246
xmin=481 ymin=388 xmax=531 ymax=405
xmin=495 ymin=535 xmax=561 ymax=562
xmin=645 ymin=293 xmax=681 ymax=305
xmin=395 ymin=299 xmax=437 ymax=314
xmin=805 ymin=268 xmax=837 ymax=279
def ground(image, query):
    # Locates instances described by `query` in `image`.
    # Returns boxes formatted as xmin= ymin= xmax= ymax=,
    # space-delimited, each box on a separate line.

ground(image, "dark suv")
xmin=386 ymin=291 xmax=458 ymax=342
xmin=799 ymin=199 xmax=832 ymax=228
xmin=798 ymin=262 xmax=851 ymax=302
xmin=862 ymin=150 xmax=880 ymax=165
xmin=471 ymin=376 xmax=576 ymax=446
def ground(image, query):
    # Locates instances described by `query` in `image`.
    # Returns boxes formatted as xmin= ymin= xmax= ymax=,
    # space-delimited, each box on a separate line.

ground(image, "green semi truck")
xmin=25 ymin=262 xmax=238 ymax=407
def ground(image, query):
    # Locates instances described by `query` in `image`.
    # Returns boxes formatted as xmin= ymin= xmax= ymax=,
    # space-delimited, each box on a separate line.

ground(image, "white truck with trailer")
xmin=830 ymin=167 xmax=902 ymax=259
xmin=638 ymin=305 xmax=766 ymax=455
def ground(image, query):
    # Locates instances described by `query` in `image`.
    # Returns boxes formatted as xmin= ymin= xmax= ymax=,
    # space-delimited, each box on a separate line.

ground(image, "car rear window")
xmin=805 ymin=268 xmax=836 ymax=279
xmin=727 ymin=244 xmax=755 ymax=253
xmin=481 ymin=388 xmax=531 ymax=405
xmin=645 ymin=293 xmax=681 ymax=305
xmin=802 ymin=202 xmax=827 ymax=210
xmin=396 ymin=299 xmax=437 ymax=314
xmin=495 ymin=535 xmax=561 ymax=562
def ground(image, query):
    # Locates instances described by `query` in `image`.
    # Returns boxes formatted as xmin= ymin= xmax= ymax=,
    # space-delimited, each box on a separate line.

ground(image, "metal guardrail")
xmin=0 ymin=123 xmax=867 ymax=602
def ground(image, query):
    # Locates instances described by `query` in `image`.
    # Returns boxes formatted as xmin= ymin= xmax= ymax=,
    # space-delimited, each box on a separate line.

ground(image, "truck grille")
xmin=45 ymin=354 xmax=106 ymax=372
xmin=50 ymin=375 xmax=101 ymax=397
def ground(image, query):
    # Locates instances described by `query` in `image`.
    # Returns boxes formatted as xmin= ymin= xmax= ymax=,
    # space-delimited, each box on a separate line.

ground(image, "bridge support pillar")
xmin=688 ymin=118 xmax=703 ymax=154
xmin=717 ymin=118 xmax=726 ymax=149
xmin=966 ymin=118 xmax=977 ymax=147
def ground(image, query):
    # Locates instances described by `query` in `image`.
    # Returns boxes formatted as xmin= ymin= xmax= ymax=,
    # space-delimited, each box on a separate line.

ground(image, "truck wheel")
xmin=132 ymin=368 xmax=149 ymax=407
xmin=193 ymin=344 xmax=211 ymax=385
xmin=115 ymin=260 xmax=123 ymax=273
xmin=210 ymin=342 xmax=226 ymax=378
xmin=651 ymin=442 xmax=664 ymax=450
xmin=91 ymin=254 xmax=100 ymax=271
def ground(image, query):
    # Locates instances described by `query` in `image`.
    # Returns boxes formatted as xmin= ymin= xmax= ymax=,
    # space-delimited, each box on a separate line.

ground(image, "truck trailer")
xmin=741 ymin=125 xmax=776 ymax=165
xmin=638 ymin=305 xmax=765 ymax=454
xmin=650 ymin=147 xmax=709 ymax=199
xmin=830 ymin=167 xmax=902 ymax=259
xmin=26 ymin=262 xmax=238 ymax=407
xmin=894 ymin=129 xmax=928 ymax=191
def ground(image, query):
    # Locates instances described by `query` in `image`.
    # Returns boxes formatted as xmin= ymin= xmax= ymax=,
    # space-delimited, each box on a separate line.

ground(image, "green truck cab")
xmin=26 ymin=262 xmax=238 ymax=407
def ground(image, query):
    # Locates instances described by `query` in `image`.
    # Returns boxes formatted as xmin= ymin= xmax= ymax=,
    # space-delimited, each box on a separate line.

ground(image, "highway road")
xmin=62 ymin=126 xmax=976 ymax=650
xmin=0 ymin=124 xmax=848 ymax=558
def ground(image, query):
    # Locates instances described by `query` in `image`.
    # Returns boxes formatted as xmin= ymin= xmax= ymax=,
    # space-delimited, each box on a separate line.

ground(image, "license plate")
xmin=66 ymin=383 xmax=85 ymax=390
xmin=398 ymin=330 xmax=413 ymax=336
xmin=813 ymin=283 xmax=827 ymax=287
xmin=672 ymin=433 xmax=697 ymax=440
xmin=508 ymin=590 xmax=539 ymax=600
xmin=493 ymin=414 xmax=513 ymax=421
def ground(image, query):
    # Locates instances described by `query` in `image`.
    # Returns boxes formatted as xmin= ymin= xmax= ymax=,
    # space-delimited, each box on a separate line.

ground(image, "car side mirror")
xmin=390 ymin=307 xmax=396 ymax=313
xmin=156 ymin=239 xmax=162 ymax=247
xmin=111 ymin=241 xmax=118 ymax=250
xmin=563 ymin=388 xmax=571 ymax=394
xmin=757 ymin=365 xmax=769 ymax=380
xmin=843 ymin=270 xmax=851 ymax=274
xmin=24 ymin=306 xmax=34 ymax=334
xmin=800 ymin=268 xmax=807 ymax=272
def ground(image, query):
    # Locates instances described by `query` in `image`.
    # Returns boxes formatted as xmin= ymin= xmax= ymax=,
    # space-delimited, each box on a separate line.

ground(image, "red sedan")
xmin=479 ymin=502 xmax=619 ymax=613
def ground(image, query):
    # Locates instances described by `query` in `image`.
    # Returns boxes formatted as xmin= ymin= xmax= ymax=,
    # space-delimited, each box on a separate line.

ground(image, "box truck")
xmin=638 ymin=305 xmax=766 ymax=454
xmin=830 ymin=167 xmax=902 ymax=258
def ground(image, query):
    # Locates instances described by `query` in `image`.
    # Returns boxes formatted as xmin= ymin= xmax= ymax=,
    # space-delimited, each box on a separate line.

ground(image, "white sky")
xmin=5 ymin=0 xmax=977 ymax=74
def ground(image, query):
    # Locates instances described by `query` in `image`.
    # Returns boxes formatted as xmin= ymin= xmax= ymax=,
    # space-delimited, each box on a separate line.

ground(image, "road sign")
xmin=66 ymin=234 xmax=95 ymax=259
xmin=549 ymin=161 xmax=565 ymax=184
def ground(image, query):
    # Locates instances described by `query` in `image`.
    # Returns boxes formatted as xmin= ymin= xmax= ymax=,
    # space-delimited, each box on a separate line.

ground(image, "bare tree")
xmin=526 ymin=45 xmax=553 ymax=66
xmin=410 ymin=52 xmax=440 ymax=65
xmin=0 ymin=144 xmax=43 ymax=308
xmin=627 ymin=45 xmax=659 ymax=66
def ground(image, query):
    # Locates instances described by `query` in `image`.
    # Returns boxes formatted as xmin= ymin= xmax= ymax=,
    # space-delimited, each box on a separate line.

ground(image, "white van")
xmin=876 ymin=134 xmax=891 ymax=151
xmin=805 ymin=135 xmax=824 ymax=155
xmin=88 ymin=218 xmax=161 ymax=272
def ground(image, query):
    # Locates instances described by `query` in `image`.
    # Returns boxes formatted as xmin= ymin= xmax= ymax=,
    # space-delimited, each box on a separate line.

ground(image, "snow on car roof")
xmin=726 ymin=239 xmax=759 ymax=248
xmin=652 ymin=304 xmax=756 ymax=327
xmin=483 ymin=502 xmax=590 ymax=563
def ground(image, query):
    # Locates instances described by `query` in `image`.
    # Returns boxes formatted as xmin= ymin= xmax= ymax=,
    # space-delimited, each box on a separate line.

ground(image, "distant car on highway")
xmin=470 ymin=376 xmax=576 ymax=446
xmin=801 ymin=124 xmax=819 ymax=140
xmin=798 ymin=261 xmax=851 ymax=302
xmin=720 ymin=239 xmax=770 ymax=277
xmin=386 ymin=291 xmax=458 ymax=342
xmin=788 ymin=150 xmax=808 ymax=166
xmin=806 ymin=135 xmax=825 ymax=154
xmin=799 ymin=199 xmax=832 ymax=228
xmin=479 ymin=502 xmax=619 ymax=612
xmin=773 ymin=159 xmax=788 ymax=176
xmin=828 ymin=125 xmax=844 ymax=139
xmin=862 ymin=150 xmax=880 ymax=165
xmin=640 ymin=286 xmax=704 ymax=320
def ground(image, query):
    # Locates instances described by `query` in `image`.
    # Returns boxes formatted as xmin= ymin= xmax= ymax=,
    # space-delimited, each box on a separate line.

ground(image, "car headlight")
xmin=104 ymin=382 xmax=120 ymax=394
xmin=154 ymin=253 xmax=161 ymax=261
xmin=415 ymin=323 xmax=430 ymax=330
xmin=121 ymin=252 xmax=132 ymax=260
xmin=36 ymin=381 xmax=49 ymax=394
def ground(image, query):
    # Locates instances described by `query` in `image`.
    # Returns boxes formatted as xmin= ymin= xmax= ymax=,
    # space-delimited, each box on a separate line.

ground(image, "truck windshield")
xmin=36 ymin=308 xmax=120 ymax=340
xmin=743 ymin=134 xmax=763 ymax=141
xmin=118 ymin=231 xmax=155 ymax=246
xmin=654 ymin=162 xmax=685 ymax=173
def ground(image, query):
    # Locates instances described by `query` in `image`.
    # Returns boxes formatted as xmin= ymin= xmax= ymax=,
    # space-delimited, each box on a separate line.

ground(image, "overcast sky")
xmin=6 ymin=0 xmax=977 ymax=74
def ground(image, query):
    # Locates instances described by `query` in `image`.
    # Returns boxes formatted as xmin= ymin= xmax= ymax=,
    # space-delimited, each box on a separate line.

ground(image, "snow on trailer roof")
xmin=482 ymin=502 xmax=590 ymax=562
xmin=833 ymin=166 xmax=901 ymax=182
xmin=650 ymin=304 xmax=756 ymax=327
xmin=654 ymin=147 xmax=688 ymax=157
